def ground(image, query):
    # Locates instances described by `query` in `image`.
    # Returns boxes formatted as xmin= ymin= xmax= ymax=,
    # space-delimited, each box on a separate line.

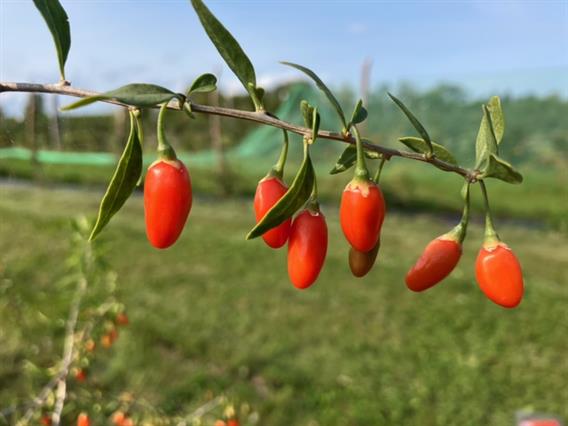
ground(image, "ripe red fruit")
xmin=112 ymin=411 xmax=126 ymax=426
xmin=74 ymin=368 xmax=87 ymax=383
xmin=77 ymin=413 xmax=90 ymax=426
xmin=122 ymin=418 xmax=134 ymax=426
xmin=287 ymin=209 xmax=328 ymax=289
xmin=476 ymin=242 xmax=524 ymax=308
xmin=405 ymin=237 xmax=462 ymax=292
xmin=349 ymin=239 xmax=380 ymax=278
xmin=340 ymin=178 xmax=386 ymax=252
xmin=116 ymin=313 xmax=129 ymax=326
xmin=41 ymin=415 xmax=52 ymax=426
xmin=144 ymin=159 xmax=192 ymax=249
xmin=254 ymin=176 xmax=291 ymax=248
xmin=227 ymin=420 xmax=240 ymax=426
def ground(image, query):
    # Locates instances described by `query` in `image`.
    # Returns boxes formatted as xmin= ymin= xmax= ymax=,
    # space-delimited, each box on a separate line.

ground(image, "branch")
xmin=0 ymin=81 xmax=477 ymax=180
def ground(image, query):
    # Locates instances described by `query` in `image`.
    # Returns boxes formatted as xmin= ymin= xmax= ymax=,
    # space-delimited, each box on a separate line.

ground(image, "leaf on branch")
xmin=329 ymin=145 xmax=381 ymax=174
xmin=281 ymin=61 xmax=347 ymax=129
xmin=247 ymin=146 xmax=315 ymax=240
xmin=61 ymin=84 xmax=178 ymax=110
xmin=475 ymin=105 xmax=499 ymax=168
xmin=398 ymin=136 xmax=458 ymax=166
xmin=349 ymin=99 xmax=368 ymax=126
xmin=190 ymin=0 xmax=259 ymax=105
xmin=487 ymin=96 xmax=505 ymax=145
xmin=33 ymin=0 xmax=71 ymax=80
xmin=311 ymin=108 xmax=321 ymax=142
xmin=188 ymin=73 xmax=217 ymax=95
xmin=480 ymin=153 xmax=523 ymax=184
xmin=388 ymin=92 xmax=433 ymax=154
xmin=300 ymin=100 xmax=315 ymax=128
xmin=89 ymin=112 xmax=143 ymax=241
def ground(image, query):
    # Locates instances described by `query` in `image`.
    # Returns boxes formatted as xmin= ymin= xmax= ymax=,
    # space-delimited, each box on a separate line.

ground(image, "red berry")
xmin=41 ymin=415 xmax=52 ymax=426
xmin=116 ymin=313 xmax=129 ymax=326
xmin=144 ymin=159 xmax=192 ymax=249
xmin=112 ymin=411 xmax=126 ymax=426
xmin=476 ymin=242 xmax=524 ymax=308
xmin=405 ymin=237 xmax=462 ymax=292
xmin=74 ymin=368 xmax=87 ymax=383
xmin=122 ymin=418 xmax=134 ymax=426
xmin=254 ymin=176 xmax=291 ymax=248
xmin=349 ymin=239 xmax=380 ymax=278
xmin=340 ymin=178 xmax=386 ymax=252
xmin=227 ymin=420 xmax=240 ymax=426
xmin=77 ymin=413 xmax=90 ymax=426
xmin=287 ymin=209 xmax=328 ymax=289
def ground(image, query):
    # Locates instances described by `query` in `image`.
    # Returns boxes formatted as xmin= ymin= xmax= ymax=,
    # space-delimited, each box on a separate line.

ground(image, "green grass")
xmin=1 ymin=185 xmax=567 ymax=425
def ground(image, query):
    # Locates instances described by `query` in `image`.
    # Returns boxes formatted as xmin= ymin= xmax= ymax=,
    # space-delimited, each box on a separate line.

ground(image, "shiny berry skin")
xmin=405 ymin=237 xmax=462 ymax=292
xmin=340 ymin=178 xmax=386 ymax=252
xmin=227 ymin=420 xmax=240 ymax=426
xmin=254 ymin=176 xmax=291 ymax=248
xmin=476 ymin=242 xmax=524 ymax=308
xmin=77 ymin=413 xmax=90 ymax=426
xmin=349 ymin=239 xmax=380 ymax=278
xmin=144 ymin=159 xmax=192 ymax=249
xmin=287 ymin=209 xmax=328 ymax=289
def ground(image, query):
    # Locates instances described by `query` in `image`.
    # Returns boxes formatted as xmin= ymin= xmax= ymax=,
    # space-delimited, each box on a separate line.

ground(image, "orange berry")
xmin=77 ymin=413 xmax=90 ymax=426
xmin=112 ymin=411 xmax=126 ymax=426
xmin=214 ymin=421 xmax=227 ymax=426
xmin=85 ymin=339 xmax=96 ymax=352
xmin=116 ymin=313 xmax=129 ymax=326
xmin=74 ymin=368 xmax=87 ymax=383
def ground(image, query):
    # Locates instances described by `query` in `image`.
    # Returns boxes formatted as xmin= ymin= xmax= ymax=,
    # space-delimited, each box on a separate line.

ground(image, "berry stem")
xmin=271 ymin=130 xmax=289 ymax=179
xmin=352 ymin=126 xmax=369 ymax=181
xmin=479 ymin=180 xmax=500 ymax=245
xmin=157 ymin=103 xmax=177 ymax=161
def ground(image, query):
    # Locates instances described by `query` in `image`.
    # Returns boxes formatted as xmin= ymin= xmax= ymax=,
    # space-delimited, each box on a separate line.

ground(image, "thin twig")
xmin=15 ymin=245 xmax=91 ymax=426
xmin=0 ymin=81 xmax=477 ymax=180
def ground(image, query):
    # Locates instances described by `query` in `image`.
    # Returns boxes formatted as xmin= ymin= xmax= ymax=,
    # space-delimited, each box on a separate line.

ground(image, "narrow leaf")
xmin=33 ymin=0 xmax=70 ymax=80
xmin=281 ymin=61 xmax=347 ymax=128
xmin=188 ymin=73 xmax=217 ymax=95
xmin=89 ymin=112 xmax=143 ymax=240
xmin=349 ymin=99 xmax=368 ymax=125
xmin=388 ymin=92 xmax=433 ymax=153
xmin=300 ymin=100 xmax=315 ymax=128
xmin=62 ymin=84 xmax=177 ymax=111
xmin=191 ymin=0 xmax=257 ymax=98
xmin=475 ymin=105 xmax=499 ymax=167
xmin=480 ymin=153 xmax=523 ymax=184
xmin=487 ymin=96 xmax=505 ymax=144
xmin=329 ymin=145 xmax=381 ymax=174
xmin=398 ymin=137 xmax=458 ymax=166
xmin=247 ymin=146 xmax=315 ymax=239
xmin=311 ymin=108 xmax=320 ymax=142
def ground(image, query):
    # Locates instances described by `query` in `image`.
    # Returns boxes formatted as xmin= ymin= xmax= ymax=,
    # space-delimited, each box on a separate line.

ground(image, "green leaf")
xmin=281 ymin=61 xmax=347 ymax=128
xmin=480 ymin=153 xmax=523 ymax=184
xmin=62 ymin=84 xmax=177 ymax=111
xmin=388 ymin=92 xmax=433 ymax=154
xmin=300 ymin=100 xmax=315 ymax=128
xmin=89 ymin=112 xmax=143 ymax=241
xmin=190 ymin=0 xmax=258 ymax=102
xmin=398 ymin=137 xmax=458 ymax=166
xmin=188 ymin=73 xmax=217 ymax=95
xmin=33 ymin=0 xmax=70 ymax=80
xmin=349 ymin=99 xmax=368 ymax=125
xmin=311 ymin=108 xmax=320 ymax=142
xmin=329 ymin=145 xmax=381 ymax=174
xmin=487 ymin=96 xmax=505 ymax=144
xmin=475 ymin=105 xmax=499 ymax=167
xmin=247 ymin=144 xmax=315 ymax=240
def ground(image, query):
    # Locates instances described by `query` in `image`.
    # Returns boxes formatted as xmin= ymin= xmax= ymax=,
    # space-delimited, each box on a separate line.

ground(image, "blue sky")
xmin=1 ymin=0 xmax=567 ymax=115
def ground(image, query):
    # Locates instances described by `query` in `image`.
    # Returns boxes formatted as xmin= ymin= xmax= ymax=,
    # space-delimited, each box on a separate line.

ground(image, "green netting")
xmin=0 ymin=83 xmax=346 ymax=171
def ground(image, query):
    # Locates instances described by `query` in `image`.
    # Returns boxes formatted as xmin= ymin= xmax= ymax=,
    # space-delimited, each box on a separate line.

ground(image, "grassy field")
xmin=1 ymin=185 xmax=567 ymax=425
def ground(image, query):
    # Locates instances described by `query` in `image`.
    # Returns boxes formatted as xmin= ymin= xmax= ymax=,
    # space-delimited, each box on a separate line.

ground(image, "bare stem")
xmin=0 ymin=81 xmax=477 ymax=180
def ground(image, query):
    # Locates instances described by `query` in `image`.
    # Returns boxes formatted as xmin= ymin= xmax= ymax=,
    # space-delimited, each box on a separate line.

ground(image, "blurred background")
xmin=1 ymin=1 xmax=567 ymax=425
